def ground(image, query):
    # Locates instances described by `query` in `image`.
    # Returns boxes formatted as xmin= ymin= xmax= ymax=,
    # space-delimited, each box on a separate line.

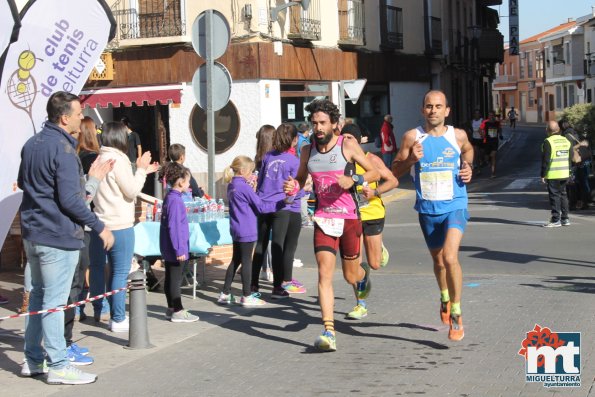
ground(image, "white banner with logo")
xmin=0 ymin=0 xmax=20 ymax=83
xmin=0 ymin=0 xmax=115 ymax=248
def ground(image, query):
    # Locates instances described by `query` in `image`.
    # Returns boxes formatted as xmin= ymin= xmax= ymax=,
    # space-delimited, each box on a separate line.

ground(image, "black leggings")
xmin=223 ymin=241 xmax=255 ymax=297
xmin=164 ymin=260 xmax=187 ymax=312
xmin=252 ymin=210 xmax=302 ymax=289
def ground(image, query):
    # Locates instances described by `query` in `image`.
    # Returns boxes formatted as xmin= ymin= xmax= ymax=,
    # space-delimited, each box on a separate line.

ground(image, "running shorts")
xmin=362 ymin=218 xmax=385 ymax=236
xmin=418 ymin=209 xmax=469 ymax=249
xmin=314 ymin=218 xmax=362 ymax=259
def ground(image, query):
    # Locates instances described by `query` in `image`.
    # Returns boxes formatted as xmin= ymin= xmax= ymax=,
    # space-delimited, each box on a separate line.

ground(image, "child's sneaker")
xmin=240 ymin=293 xmax=266 ymax=307
xmin=170 ymin=310 xmax=199 ymax=323
xmin=271 ymin=287 xmax=290 ymax=299
xmin=67 ymin=346 xmax=94 ymax=366
xmin=217 ymin=292 xmax=237 ymax=305
xmin=282 ymin=280 xmax=306 ymax=294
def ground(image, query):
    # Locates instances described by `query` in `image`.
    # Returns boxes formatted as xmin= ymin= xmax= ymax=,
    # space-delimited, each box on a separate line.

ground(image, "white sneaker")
xmin=170 ymin=310 xmax=199 ymax=323
xmin=47 ymin=365 xmax=97 ymax=385
xmin=20 ymin=359 xmax=48 ymax=377
xmin=109 ymin=317 xmax=129 ymax=333
xmin=217 ymin=292 xmax=236 ymax=305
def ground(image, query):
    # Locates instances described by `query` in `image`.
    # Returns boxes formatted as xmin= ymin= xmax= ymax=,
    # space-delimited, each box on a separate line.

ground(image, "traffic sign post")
xmin=191 ymin=10 xmax=231 ymax=197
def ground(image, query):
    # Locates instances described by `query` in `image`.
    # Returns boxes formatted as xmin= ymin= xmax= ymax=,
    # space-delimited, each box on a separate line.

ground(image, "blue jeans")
xmin=89 ymin=228 xmax=134 ymax=322
xmin=23 ymin=240 xmax=79 ymax=369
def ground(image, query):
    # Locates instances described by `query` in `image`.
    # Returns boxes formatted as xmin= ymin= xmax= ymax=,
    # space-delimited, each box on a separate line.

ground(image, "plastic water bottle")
xmin=146 ymin=204 xmax=153 ymax=221
xmin=199 ymin=202 xmax=207 ymax=223
xmin=208 ymin=199 xmax=218 ymax=221
xmin=217 ymin=199 xmax=225 ymax=219
xmin=155 ymin=202 xmax=162 ymax=222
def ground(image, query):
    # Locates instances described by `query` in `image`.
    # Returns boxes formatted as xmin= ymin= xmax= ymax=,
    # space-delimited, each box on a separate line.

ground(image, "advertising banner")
xmin=0 ymin=0 xmax=115 ymax=248
xmin=0 ymin=0 xmax=21 ymax=84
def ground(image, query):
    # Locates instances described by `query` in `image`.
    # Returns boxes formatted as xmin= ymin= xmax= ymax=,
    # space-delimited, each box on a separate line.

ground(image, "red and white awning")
xmin=79 ymin=85 xmax=183 ymax=108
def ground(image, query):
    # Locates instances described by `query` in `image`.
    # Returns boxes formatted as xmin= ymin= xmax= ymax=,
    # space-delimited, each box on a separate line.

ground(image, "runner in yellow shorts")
xmin=341 ymin=124 xmax=399 ymax=319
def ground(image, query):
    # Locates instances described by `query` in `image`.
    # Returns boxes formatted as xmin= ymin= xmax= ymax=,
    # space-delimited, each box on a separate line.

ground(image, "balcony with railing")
xmin=338 ymin=0 xmax=364 ymax=46
xmin=109 ymin=0 xmax=186 ymax=46
xmin=288 ymin=0 xmax=321 ymax=42
xmin=553 ymin=62 xmax=566 ymax=76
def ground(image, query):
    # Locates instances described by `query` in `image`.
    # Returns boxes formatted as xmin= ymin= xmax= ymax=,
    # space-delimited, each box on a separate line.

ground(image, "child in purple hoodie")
xmin=218 ymin=156 xmax=279 ymax=307
xmin=159 ymin=162 xmax=199 ymax=323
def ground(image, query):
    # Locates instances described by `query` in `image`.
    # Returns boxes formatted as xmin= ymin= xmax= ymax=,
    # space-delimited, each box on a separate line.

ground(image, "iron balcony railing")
xmin=109 ymin=0 xmax=185 ymax=45
xmin=288 ymin=0 xmax=321 ymax=41
xmin=338 ymin=0 xmax=365 ymax=46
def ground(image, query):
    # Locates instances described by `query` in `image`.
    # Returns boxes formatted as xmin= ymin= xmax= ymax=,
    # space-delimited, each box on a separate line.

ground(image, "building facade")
xmin=79 ymin=0 xmax=502 ymax=197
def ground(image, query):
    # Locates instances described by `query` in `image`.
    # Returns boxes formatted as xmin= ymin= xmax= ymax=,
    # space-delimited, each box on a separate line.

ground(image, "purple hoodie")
xmin=159 ymin=190 xmax=189 ymax=262
xmin=256 ymin=150 xmax=303 ymax=213
xmin=228 ymin=176 xmax=278 ymax=242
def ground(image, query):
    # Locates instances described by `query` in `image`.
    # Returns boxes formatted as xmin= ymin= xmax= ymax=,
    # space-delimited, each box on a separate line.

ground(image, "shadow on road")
xmin=520 ymin=276 xmax=595 ymax=295
xmin=460 ymin=245 xmax=595 ymax=269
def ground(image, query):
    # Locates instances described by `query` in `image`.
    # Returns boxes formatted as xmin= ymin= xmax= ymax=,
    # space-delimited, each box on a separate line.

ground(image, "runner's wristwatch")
xmin=351 ymin=174 xmax=364 ymax=185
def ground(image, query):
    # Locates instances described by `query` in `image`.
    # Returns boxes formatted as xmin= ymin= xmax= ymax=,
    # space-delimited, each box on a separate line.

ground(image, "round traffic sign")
xmin=192 ymin=62 xmax=232 ymax=112
xmin=191 ymin=10 xmax=230 ymax=60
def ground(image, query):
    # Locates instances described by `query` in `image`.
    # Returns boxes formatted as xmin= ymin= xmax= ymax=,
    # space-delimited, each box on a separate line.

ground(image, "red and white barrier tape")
xmin=0 ymin=285 xmax=129 ymax=321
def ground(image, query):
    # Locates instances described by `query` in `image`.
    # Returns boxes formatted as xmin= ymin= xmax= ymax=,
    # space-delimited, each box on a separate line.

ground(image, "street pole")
xmin=206 ymin=10 xmax=216 ymax=197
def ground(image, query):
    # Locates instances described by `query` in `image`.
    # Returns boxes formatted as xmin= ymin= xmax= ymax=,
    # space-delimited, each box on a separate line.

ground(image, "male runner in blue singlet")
xmin=392 ymin=90 xmax=473 ymax=341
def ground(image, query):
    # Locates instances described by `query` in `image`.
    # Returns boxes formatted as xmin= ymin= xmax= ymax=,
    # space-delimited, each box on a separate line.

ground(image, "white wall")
xmin=389 ymin=81 xmax=429 ymax=143
xmin=169 ymin=79 xmax=282 ymax=178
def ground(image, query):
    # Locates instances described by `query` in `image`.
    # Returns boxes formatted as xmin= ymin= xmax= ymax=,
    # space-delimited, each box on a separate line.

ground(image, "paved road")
xmin=0 ymin=125 xmax=593 ymax=396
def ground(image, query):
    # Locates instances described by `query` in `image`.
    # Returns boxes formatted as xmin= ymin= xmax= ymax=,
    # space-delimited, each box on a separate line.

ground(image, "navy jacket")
xmin=18 ymin=122 xmax=104 ymax=250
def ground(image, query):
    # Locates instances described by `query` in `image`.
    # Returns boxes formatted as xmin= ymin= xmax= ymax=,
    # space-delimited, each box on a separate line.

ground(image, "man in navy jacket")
xmin=18 ymin=91 xmax=114 ymax=385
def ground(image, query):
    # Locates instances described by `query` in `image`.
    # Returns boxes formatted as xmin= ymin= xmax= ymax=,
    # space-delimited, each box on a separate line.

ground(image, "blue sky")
xmin=491 ymin=0 xmax=593 ymax=43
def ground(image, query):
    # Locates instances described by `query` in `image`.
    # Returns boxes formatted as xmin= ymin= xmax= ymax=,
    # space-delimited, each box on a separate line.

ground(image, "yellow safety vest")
xmin=355 ymin=153 xmax=385 ymax=221
xmin=544 ymin=135 xmax=571 ymax=180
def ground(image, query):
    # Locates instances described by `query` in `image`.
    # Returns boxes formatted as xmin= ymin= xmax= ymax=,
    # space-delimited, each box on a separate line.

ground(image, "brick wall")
xmin=0 ymin=213 xmax=24 ymax=268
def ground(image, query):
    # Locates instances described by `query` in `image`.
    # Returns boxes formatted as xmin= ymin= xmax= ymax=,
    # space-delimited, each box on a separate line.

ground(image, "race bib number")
xmin=420 ymin=171 xmax=453 ymax=201
xmin=488 ymin=128 xmax=498 ymax=138
xmin=312 ymin=216 xmax=344 ymax=237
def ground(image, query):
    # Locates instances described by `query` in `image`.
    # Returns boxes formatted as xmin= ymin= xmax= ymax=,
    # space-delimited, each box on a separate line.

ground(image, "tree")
xmin=559 ymin=103 xmax=595 ymax=138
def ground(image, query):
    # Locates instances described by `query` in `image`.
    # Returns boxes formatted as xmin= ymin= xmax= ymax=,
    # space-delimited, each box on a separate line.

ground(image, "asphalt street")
xmin=0 ymin=124 xmax=593 ymax=396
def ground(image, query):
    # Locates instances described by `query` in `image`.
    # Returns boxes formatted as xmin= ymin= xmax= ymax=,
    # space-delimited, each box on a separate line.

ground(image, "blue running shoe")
xmin=67 ymin=346 xmax=94 ymax=366
xmin=69 ymin=343 xmax=89 ymax=356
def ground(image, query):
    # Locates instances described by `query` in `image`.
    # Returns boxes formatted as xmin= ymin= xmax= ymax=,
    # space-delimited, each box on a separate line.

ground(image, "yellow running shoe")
xmin=346 ymin=304 xmax=368 ymax=320
xmin=314 ymin=331 xmax=337 ymax=351
xmin=380 ymin=244 xmax=389 ymax=267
